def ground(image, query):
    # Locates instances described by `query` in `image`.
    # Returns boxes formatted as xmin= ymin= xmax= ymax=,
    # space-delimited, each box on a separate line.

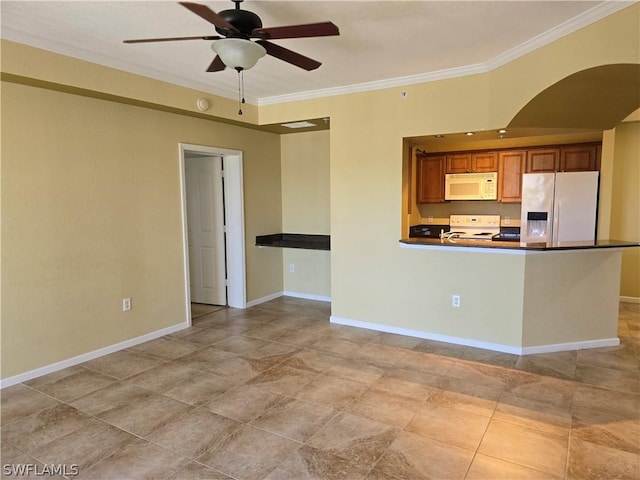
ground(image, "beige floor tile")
xmin=1 ymin=442 xmax=62 ymax=479
xmin=478 ymin=419 xmax=568 ymax=477
xmin=567 ymin=437 xmax=640 ymax=480
xmin=310 ymin=336 xmax=366 ymax=357
xmin=211 ymin=334 xmax=271 ymax=356
xmin=406 ymin=403 xmax=490 ymax=451
xmin=374 ymin=368 xmax=438 ymax=400
xmin=351 ymin=343 xmax=408 ymax=367
xmin=280 ymin=349 xmax=345 ymax=373
xmin=145 ymin=408 xmax=241 ymax=459
xmin=413 ymin=339 xmax=470 ymax=359
xmin=0 ymin=384 xmax=62 ymax=426
xmin=28 ymin=419 xmax=136 ymax=472
xmin=164 ymin=462 xmax=233 ymax=480
xmin=81 ymin=350 xmax=164 ymax=379
xmin=323 ymin=360 xmax=387 ymax=385
xmin=425 ymin=386 xmax=497 ymax=417
xmin=75 ymin=436 xmax=188 ymax=480
xmin=324 ymin=325 xmax=380 ymax=344
xmin=466 ymin=454 xmax=562 ymax=479
xmin=573 ymin=384 xmax=640 ymax=419
xmin=196 ymin=424 xmax=301 ymax=480
xmin=264 ymin=445 xmax=370 ymax=480
xmin=505 ymin=369 xmax=576 ymax=406
xmin=368 ymin=332 xmax=423 ymax=350
xmin=250 ymin=397 xmax=337 ymax=442
xmin=242 ymin=323 xmax=294 ymax=341
xmin=70 ymin=382 xmax=192 ymax=437
xmin=493 ymin=392 xmax=571 ymax=437
xmin=126 ymin=336 xmax=202 ymax=360
xmin=446 ymin=361 xmax=513 ymax=392
xmin=344 ymin=388 xmax=423 ymax=428
xmin=174 ymin=326 xmax=233 ymax=346
xmin=375 ymin=430 xmax=474 ymax=480
xmin=204 ymin=383 xmax=284 ymax=422
xmin=576 ymin=343 xmax=640 ymax=372
xmin=514 ymin=351 xmax=577 ymax=380
xmin=273 ymin=329 xmax=327 ymax=348
xmin=244 ymin=364 xmax=317 ymax=396
xmin=295 ymin=374 xmax=368 ymax=409
xmin=571 ymin=405 xmax=640 ymax=454
xmin=127 ymin=363 xmax=237 ymax=405
xmin=307 ymin=412 xmax=397 ymax=470
xmin=459 ymin=348 xmax=519 ymax=368
xmin=575 ymin=362 xmax=640 ymax=394
xmin=26 ymin=368 xmax=117 ymax=403
xmin=394 ymin=350 xmax=456 ymax=376
xmin=2 ymin=403 xmax=96 ymax=454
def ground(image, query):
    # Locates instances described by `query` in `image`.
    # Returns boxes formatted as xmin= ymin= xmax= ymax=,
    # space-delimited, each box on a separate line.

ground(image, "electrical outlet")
xmin=504 ymin=216 xmax=511 ymax=225
xmin=122 ymin=298 xmax=131 ymax=312
xmin=289 ymin=264 xmax=295 ymax=273
xmin=452 ymin=295 xmax=461 ymax=308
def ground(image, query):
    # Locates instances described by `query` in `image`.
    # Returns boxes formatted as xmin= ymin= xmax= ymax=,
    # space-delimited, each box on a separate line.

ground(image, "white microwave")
xmin=444 ymin=172 xmax=498 ymax=200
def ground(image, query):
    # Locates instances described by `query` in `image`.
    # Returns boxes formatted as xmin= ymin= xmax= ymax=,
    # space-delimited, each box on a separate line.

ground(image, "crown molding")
xmin=259 ymin=1 xmax=636 ymax=106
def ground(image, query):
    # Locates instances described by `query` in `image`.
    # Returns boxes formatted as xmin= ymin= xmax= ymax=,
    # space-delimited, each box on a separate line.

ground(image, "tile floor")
xmin=1 ymin=298 xmax=639 ymax=480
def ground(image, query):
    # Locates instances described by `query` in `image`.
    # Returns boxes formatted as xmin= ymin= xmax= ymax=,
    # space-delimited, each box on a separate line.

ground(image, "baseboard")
xmin=520 ymin=337 xmax=620 ymax=355
xmin=330 ymin=315 xmax=522 ymax=355
xmin=620 ymin=296 xmax=640 ymax=304
xmin=283 ymin=291 xmax=331 ymax=303
xmin=0 ymin=322 xmax=190 ymax=389
xmin=246 ymin=291 xmax=284 ymax=308
xmin=329 ymin=315 xmax=620 ymax=355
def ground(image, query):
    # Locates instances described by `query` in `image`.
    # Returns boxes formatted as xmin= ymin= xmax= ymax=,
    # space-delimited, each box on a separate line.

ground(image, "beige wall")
xmin=1 ymin=82 xmax=282 ymax=378
xmin=611 ymin=122 xmax=640 ymax=298
xmin=280 ymin=131 xmax=331 ymax=298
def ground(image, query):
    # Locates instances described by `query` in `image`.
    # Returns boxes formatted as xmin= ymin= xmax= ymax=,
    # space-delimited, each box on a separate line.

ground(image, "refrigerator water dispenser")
xmin=526 ymin=212 xmax=548 ymax=238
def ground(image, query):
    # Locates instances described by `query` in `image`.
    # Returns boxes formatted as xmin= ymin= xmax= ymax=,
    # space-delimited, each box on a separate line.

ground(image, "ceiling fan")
xmin=124 ymin=0 xmax=340 ymax=73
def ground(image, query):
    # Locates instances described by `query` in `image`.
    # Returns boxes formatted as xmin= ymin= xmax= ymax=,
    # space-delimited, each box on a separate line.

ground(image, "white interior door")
xmin=185 ymin=155 xmax=227 ymax=305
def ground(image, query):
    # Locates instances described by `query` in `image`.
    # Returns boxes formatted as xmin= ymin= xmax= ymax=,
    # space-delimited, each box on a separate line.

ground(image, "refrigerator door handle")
xmin=553 ymin=199 xmax=560 ymax=245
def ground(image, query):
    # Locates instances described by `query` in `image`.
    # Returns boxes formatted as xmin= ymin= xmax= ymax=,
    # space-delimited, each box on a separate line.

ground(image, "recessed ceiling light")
xmin=280 ymin=121 xmax=317 ymax=129
xmin=465 ymin=132 xmax=474 ymax=136
xmin=434 ymin=134 xmax=444 ymax=138
xmin=497 ymin=129 xmax=507 ymax=134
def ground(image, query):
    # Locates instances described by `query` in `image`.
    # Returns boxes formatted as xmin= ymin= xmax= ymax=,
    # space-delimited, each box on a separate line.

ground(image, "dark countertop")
xmin=400 ymin=238 xmax=640 ymax=251
xmin=256 ymin=233 xmax=330 ymax=250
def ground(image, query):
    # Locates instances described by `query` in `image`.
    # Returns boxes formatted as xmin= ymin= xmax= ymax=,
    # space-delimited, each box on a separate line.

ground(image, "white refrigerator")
xmin=520 ymin=171 xmax=599 ymax=245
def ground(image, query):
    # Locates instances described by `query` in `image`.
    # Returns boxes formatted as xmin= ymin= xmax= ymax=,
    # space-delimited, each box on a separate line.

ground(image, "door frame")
xmin=178 ymin=143 xmax=247 ymax=324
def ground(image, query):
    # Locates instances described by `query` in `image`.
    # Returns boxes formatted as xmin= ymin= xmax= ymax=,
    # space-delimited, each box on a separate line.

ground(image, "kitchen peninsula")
xmin=390 ymin=237 xmax=640 ymax=355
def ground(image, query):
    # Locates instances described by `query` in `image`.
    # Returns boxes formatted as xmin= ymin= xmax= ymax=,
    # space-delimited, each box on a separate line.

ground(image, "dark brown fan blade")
xmin=255 ymin=40 xmax=321 ymax=71
xmin=252 ymin=21 xmax=339 ymax=40
xmin=124 ymin=35 xmax=219 ymax=44
xmin=207 ymin=55 xmax=226 ymax=72
xmin=179 ymin=2 xmax=238 ymax=33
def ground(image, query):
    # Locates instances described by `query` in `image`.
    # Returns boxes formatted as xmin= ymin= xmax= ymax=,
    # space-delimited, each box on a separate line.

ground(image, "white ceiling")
xmin=1 ymin=1 xmax=632 ymax=105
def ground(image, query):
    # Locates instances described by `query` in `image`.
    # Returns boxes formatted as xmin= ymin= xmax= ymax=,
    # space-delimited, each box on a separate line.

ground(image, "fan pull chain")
xmin=241 ymin=70 xmax=246 ymax=105
xmin=237 ymin=68 xmax=243 ymax=115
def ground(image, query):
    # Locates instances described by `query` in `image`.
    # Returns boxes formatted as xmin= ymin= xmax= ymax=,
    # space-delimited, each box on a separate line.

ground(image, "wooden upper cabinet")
xmin=498 ymin=150 xmax=525 ymax=203
xmin=416 ymin=154 xmax=446 ymax=203
xmin=526 ymin=148 xmax=560 ymax=173
xmin=472 ymin=151 xmax=499 ymax=172
xmin=560 ymin=144 xmax=599 ymax=172
xmin=446 ymin=153 xmax=472 ymax=173
xmin=446 ymin=152 xmax=498 ymax=173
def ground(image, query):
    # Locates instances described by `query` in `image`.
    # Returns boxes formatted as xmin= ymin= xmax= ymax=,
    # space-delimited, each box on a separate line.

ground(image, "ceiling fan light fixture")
xmin=211 ymin=38 xmax=266 ymax=70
